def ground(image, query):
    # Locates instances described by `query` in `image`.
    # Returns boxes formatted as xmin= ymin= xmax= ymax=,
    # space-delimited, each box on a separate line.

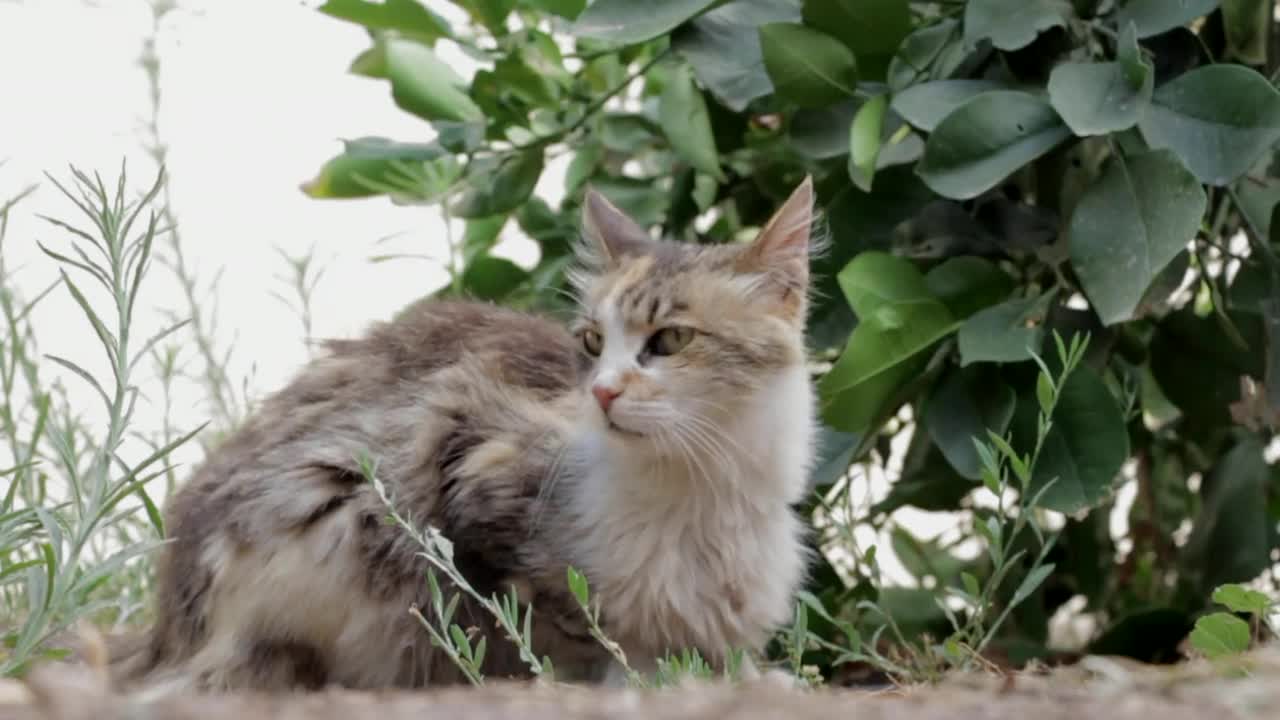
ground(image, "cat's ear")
xmin=579 ymin=188 xmax=652 ymax=267
xmin=738 ymin=175 xmax=814 ymax=291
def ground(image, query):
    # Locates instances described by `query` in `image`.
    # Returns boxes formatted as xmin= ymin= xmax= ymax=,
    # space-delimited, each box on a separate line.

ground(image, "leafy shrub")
xmin=305 ymin=0 xmax=1280 ymax=680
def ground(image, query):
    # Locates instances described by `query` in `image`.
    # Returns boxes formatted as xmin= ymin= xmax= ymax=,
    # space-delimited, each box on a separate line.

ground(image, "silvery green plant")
xmin=1 ymin=165 xmax=201 ymax=675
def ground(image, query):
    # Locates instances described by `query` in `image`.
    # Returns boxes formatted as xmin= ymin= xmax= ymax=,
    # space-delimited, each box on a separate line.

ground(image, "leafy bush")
xmin=305 ymin=0 xmax=1280 ymax=680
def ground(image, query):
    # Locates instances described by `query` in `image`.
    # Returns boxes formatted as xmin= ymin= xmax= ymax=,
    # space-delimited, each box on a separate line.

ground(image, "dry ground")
xmin=3 ymin=643 xmax=1279 ymax=720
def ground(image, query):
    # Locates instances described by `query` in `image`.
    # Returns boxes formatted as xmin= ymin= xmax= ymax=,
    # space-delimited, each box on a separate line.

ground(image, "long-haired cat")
xmin=111 ymin=177 xmax=819 ymax=692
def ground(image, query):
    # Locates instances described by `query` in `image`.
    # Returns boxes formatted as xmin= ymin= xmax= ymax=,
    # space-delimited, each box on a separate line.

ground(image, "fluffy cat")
xmin=111 ymin=177 xmax=819 ymax=692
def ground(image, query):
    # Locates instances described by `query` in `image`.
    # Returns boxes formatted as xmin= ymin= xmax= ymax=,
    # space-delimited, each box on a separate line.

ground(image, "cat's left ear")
xmin=579 ymin=187 xmax=652 ymax=268
xmin=738 ymin=175 xmax=814 ymax=295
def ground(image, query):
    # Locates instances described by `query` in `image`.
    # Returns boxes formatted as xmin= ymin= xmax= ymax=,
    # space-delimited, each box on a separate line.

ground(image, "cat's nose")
xmin=592 ymin=384 xmax=621 ymax=412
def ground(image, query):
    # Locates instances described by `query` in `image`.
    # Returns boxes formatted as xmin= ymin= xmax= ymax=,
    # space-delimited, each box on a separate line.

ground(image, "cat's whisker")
xmin=529 ymin=435 xmax=574 ymax=537
xmin=661 ymin=422 xmax=715 ymax=490
xmin=678 ymin=409 xmax=752 ymax=464
xmin=670 ymin=418 xmax=738 ymax=487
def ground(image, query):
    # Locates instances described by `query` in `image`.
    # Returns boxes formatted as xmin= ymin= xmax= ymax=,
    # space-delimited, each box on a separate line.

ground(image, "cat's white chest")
xmin=564 ymin=366 xmax=814 ymax=666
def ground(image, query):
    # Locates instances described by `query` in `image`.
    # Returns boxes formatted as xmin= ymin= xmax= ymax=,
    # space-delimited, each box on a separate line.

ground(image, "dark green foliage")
xmin=304 ymin=0 xmax=1280 ymax=680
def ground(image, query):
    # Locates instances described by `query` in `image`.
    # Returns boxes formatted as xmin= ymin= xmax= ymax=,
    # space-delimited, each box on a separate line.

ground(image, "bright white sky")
xmin=0 ymin=0 xmax=551 ymax=427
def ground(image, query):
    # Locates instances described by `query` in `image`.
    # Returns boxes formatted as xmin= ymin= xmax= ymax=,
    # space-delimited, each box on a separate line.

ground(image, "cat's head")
xmin=568 ymin=178 xmax=816 ymax=444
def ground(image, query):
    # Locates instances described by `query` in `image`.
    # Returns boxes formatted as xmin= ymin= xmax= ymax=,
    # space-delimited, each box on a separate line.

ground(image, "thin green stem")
xmin=510 ymin=47 xmax=671 ymax=153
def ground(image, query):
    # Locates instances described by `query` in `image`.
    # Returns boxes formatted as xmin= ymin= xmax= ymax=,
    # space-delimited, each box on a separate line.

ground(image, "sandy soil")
xmin=3 ymin=643 xmax=1278 ymax=720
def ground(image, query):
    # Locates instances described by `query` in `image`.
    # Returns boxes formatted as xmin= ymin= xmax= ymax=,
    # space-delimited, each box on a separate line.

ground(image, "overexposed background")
xmin=3 ymin=0 xmax=465 ymax=410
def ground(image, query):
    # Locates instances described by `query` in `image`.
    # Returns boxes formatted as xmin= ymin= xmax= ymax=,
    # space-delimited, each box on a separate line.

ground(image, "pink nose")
xmin=592 ymin=385 xmax=621 ymax=412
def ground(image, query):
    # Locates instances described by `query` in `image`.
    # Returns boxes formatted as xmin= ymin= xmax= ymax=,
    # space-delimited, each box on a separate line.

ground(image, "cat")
xmin=109 ymin=177 xmax=819 ymax=693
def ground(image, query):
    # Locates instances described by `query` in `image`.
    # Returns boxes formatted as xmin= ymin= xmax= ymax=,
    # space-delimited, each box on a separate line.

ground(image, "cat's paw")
xmin=736 ymin=656 xmax=799 ymax=690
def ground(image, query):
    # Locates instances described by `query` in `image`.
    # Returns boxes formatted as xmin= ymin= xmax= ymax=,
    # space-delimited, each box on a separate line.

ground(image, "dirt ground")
xmin=3 ymin=644 xmax=1279 ymax=720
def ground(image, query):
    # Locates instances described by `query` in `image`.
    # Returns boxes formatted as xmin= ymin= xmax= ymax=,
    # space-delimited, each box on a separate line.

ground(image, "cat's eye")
xmin=581 ymin=329 xmax=603 ymax=356
xmin=647 ymin=326 xmax=695 ymax=356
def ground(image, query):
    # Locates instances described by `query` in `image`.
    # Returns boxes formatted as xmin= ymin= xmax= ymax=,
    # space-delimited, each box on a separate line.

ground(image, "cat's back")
xmin=129 ymin=298 xmax=588 ymax=691
xmin=325 ymin=298 xmax=580 ymax=394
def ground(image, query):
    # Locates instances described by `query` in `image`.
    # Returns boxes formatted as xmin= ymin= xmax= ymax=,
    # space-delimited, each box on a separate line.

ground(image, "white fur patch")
xmin=563 ymin=361 xmax=815 ymax=669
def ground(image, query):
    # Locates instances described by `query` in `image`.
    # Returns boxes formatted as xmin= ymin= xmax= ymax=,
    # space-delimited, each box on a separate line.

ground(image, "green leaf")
xmin=849 ymin=94 xmax=887 ymax=191
xmin=810 ymin=427 xmax=860 ymax=491
xmin=1265 ymin=299 xmax=1280 ymax=419
xmin=300 ymin=138 xmax=450 ymax=198
xmin=759 ymin=23 xmax=859 ymax=107
xmin=1068 ymin=149 xmax=1206 ymax=325
xmin=673 ymin=0 xmax=801 ymax=112
xmin=1116 ymin=22 xmax=1151 ymax=90
xmin=1139 ymin=65 xmax=1280 ymax=186
xmin=957 ymin=291 xmax=1056 ymax=366
xmin=925 ymin=366 xmax=1017 ymax=479
xmin=810 ymin=168 xmax=937 ymax=343
xmin=1150 ymin=308 xmax=1266 ymax=434
xmin=836 ymin=251 xmax=933 ymax=317
xmin=802 ymin=0 xmax=909 ymax=56
xmin=1189 ymin=612 xmax=1251 ymax=659
xmin=349 ymin=46 xmax=387 ymax=78
xmin=565 ymin=143 xmax=603 ymax=193
xmin=301 ymin=149 xmax=441 ymax=199
xmin=1183 ymin=436 xmax=1272 ymax=593
xmin=964 ymin=0 xmax=1072 ymax=51
xmin=462 ymin=215 xmax=507 ymax=264
xmin=658 ymin=64 xmax=725 ymax=181
xmin=567 ymin=566 xmax=590 ymax=607
xmin=449 ymin=624 xmax=471 ymax=655
xmin=820 ymin=302 xmax=954 ymax=400
xmin=436 ymin=121 xmax=484 ymax=154
xmin=453 ymin=149 xmax=544 ymax=218
xmin=1233 ymin=155 xmax=1280 ymax=246
xmin=1116 ymin=0 xmax=1219 ymax=39
xmin=319 ymin=0 xmax=452 ymax=43
xmin=801 ymin=0 xmax=910 ymax=79
xmin=1047 ymin=24 xmax=1153 ymax=135
xmin=917 ymin=91 xmax=1072 ymax=200
xmin=600 ymin=114 xmax=662 ymax=153
xmin=381 ymin=39 xmax=484 ymax=123
xmin=572 ymin=0 xmax=721 ymax=44
xmin=891 ymin=80 xmax=1008 ymax=133
xmin=1212 ymin=584 xmax=1272 ymax=615
xmin=469 ymin=0 xmax=517 ymax=31
xmin=924 ymin=256 xmax=1016 ymax=319
xmin=790 ymin=102 xmax=858 ymax=159
xmin=1010 ymin=563 xmax=1055 ymax=607
xmin=492 ymin=55 xmax=562 ymax=108
xmin=819 ymin=252 xmax=957 ymax=433
xmin=523 ymin=0 xmax=586 ymax=18
xmin=886 ymin=18 xmax=962 ymax=93
xmin=1015 ymin=365 xmax=1129 ymax=514
xmin=1222 ymin=0 xmax=1270 ymax=64
xmin=1036 ymin=372 xmax=1054 ymax=415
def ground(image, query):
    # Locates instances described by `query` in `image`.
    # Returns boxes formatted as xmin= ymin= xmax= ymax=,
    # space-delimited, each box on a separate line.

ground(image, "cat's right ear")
xmin=580 ymin=188 xmax=652 ymax=267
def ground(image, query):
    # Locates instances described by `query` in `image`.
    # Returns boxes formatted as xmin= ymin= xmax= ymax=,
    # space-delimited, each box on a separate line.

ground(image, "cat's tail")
xmin=35 ymin=621 xmax=150 ymax=688
xmin=101 ymin=627 xmax=199 ymax=698
xmin=103 ymin=629 xmax=151 ymax=685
